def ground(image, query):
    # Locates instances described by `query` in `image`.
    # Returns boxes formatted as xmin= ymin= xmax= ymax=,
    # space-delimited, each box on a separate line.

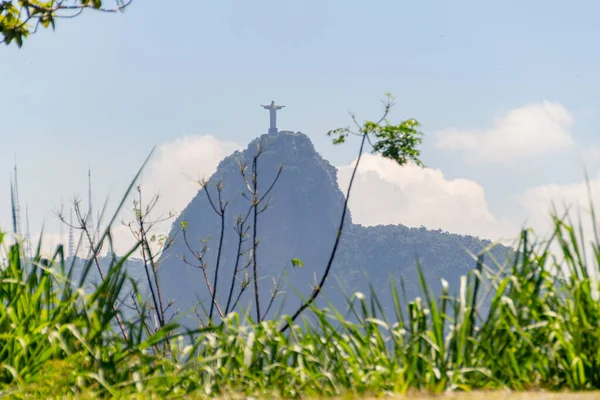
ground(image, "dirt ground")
xmin=355 ymin=392 xmax=600 ymax=400
xmin=224 ymin=392 xmax=600 ymax=400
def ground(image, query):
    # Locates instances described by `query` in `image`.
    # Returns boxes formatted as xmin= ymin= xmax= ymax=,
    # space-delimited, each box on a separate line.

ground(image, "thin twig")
xmin=279 ymin=130 xmax=368 ymax=332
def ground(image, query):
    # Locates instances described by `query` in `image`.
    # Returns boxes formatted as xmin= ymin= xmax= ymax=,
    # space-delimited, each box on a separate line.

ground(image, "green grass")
xmin=3 ymin=200 xmax=600 ymax=398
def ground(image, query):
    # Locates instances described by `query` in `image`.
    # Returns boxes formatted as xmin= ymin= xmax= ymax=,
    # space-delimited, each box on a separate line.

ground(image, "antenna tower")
xmin=96 ymin=210 xmax=101 ymax=246
xmin=13 ymin=157 xmax=22 ymax=237
xmin=87 ymin=168 xmax=95 ymax=251
xmin=68 ymin=208 xmax=75 ymax=258
xmin=59 ymin=198 xmax=64 ymax=248
xmin=25 ymin=204 xmax=32 ymax=259
xmin=10 ymin=182 xmax=17 ymax=236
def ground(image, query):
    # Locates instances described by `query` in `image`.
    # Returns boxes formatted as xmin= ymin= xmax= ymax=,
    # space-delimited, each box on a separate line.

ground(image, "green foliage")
xmin=327 ymin=94 xmax=424 ymax=167
xmin=291 ymin=257 xmax=303 ymax=268
xmin=1 ymin=0 xmax=130 ymax=47
xmin=0 ymin=236 xmax=177 ymax=398
xmin=368 ymin=118 xmax=423 ymax=166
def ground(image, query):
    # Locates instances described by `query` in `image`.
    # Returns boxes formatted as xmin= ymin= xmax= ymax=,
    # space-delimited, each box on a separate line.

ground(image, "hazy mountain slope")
xmin=157 ymin=131 xmax=510 ymax=326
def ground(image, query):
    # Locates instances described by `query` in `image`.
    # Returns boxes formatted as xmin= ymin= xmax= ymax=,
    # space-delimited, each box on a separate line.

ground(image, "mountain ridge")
xmin=157 ymin=130 xmax=510 ymax=325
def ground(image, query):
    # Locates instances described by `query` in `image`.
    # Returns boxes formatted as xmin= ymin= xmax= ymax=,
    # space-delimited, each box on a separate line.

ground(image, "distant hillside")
xmin=156 ymin=131 xmax=511 ymax=326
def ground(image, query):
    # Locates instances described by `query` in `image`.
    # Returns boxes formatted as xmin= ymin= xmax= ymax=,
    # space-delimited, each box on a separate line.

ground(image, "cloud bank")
xmin=518 ymin=173 xmax=600 ymax=232
xmin=142 ymin=135 xmax=240 ymax=216
xmin=337 ymin=154 xmax=517 ymax=242
xmin=435 ymin=102 xmax=575 ymax=164
xmin=34 ymin=127 xmax=596 ymax=259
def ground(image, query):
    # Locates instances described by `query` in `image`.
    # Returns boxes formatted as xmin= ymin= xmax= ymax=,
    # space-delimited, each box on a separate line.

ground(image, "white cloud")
xmin=337 ymin=154 xmax=517 ymax=242
xmin=518 ymin=173 xmax=600 ymax=233
xmin=582 ymin=146 xmax=600 ymax=170
xmin=141 ymin=135 xmax=239 ymax=216
xmin=517 ymin=175 xmax=600 ymax=276
xmin=435 ymin=102 xmax=575 ymax=164
xmin=336 ymin=153 xmax=600 ymax=259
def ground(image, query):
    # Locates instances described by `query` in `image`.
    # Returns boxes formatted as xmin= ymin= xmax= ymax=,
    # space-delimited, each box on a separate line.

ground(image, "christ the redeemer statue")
xmin=261 ymin=100 xmax=285 ymax=134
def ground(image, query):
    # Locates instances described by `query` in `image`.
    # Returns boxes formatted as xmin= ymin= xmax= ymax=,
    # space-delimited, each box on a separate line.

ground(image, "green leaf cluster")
xmin=327 ymin=95 xmax=424 ymax=167
xmin=0 ymin=1 xmax=30 ymax=47
xmin=367 ymin=118 xmax=423 ymax=166
xmin=1 ymin=0 xmax=125 ymax=47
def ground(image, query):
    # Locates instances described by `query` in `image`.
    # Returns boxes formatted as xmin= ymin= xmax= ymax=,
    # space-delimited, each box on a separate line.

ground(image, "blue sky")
xmin=2 ymin=0 xmax=600 ymax=252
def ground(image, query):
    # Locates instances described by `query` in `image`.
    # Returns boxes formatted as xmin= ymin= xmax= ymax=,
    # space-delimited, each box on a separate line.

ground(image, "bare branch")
xmin=262 ymin=264 xmax=289 ymax=321
xmin=230 ymin=271 xmax=251 ymax=313
xmin=206 ymin=183 xmax=228 ymax=321
xmin=258 ymin=165 xmax=284 ymax=203
xmin=280 ymin=110 xmax=381 ymax=332
xmin=225 ymin=218 xmax=251 ymax=314
xmin=250 ymin=153 xmax=261 ymax=322
xmin=181 ymin=226 xmax=225 ymax=321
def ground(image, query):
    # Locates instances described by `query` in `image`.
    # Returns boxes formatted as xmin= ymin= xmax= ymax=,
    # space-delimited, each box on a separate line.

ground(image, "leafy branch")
xmin=1 ymin=0 xmax=132 ymax=47
xmin=280 ymin=94 xmax=424 ymax=331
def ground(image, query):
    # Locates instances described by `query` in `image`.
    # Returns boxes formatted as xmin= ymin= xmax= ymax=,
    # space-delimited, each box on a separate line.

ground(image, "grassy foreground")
xmin=2 ymin=206 xmax=600 ymax=399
